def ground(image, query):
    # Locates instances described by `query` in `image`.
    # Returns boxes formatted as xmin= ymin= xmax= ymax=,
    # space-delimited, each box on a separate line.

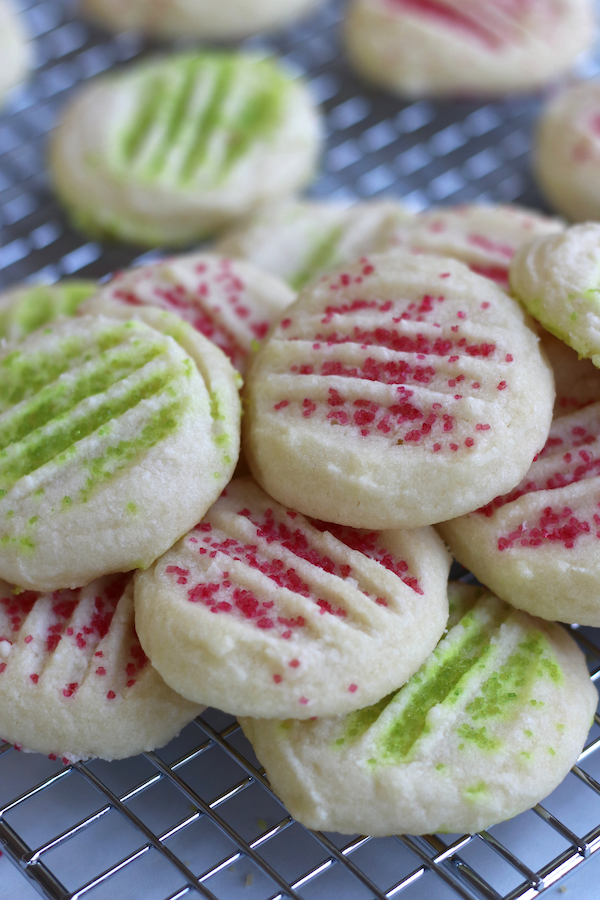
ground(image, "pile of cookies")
xmin=0 ymin=198 xmax=599 ymax=839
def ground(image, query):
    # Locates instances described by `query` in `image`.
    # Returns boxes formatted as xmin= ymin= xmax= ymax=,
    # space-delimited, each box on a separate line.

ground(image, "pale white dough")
xmin=344 ymin=0 xmax=595 ymax=98
xmin=49 ymin=52 xmax=322 ymax=247
xmin=0 ymin=0 xmax=30 ymax=108
xmin=240 ymin=584 xmax=597 ymax=836
xmin=0 ymin=574 xmax=202 ymax=761
xmin=134 ymin=477 xmax=451 ymax=719
xmin=243 ymin=253 xmax=555 ymax=529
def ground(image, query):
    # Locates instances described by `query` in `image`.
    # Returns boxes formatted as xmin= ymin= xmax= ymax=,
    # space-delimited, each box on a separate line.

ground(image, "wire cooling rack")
xmin=3 ymin=0 xmax=600 ymax=897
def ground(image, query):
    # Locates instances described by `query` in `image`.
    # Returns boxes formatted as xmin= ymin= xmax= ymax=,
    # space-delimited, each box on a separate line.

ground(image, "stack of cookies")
xmin=1 ymin=199 xmax=598 ymax=839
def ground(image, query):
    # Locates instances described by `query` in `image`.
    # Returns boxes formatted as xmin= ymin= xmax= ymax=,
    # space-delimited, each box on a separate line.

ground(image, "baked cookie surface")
xmin=84 ymin=252 xmax=294 ymax=374
xmin=0 ymin=280 xmax=96 ymax=343
xmin=438 ymin=401 xmax=600 ymax=625
xmin=344 ymin=0 xmax=595 ymax=98
xmin=535 ymin=80 xmax=600 ymax=222
xmin=0 ymin=0 xmax=29 ymax=108
xmin=244 ymin=253 xmax=555 ymax=529
xmin=134 ymin=477 xmax=451 ymax=719
xmin=0 ymin=574 xmax=202 ymax=761
xmin=49 ymin=52 xmax=322 ymax=247
xmin=240 ymin=583 xmax=597 ymax=836
xmin=0 ymin=311 xmax=241 ymax=591
xmin=509 ymin=223 xmax=600 ymax=367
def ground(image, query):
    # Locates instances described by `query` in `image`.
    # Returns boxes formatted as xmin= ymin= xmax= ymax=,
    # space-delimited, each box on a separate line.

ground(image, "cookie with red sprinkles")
xmin=0 ymin=574 xmax=201 ymax=761
xmin=84 ymin=252 xmax=295 ymax=374
xmin=243 ymin=252 xmax=555 ymax=529
xmin=380 ymin=203 xmax=563 ymax=292
xmin=438 ymin=401 xmax=600 ymax=625
xmin=133 ymin=477 xmax=451 ymax=719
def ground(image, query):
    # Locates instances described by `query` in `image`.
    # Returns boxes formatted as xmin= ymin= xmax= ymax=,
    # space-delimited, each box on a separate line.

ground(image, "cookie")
xmin=0 ymin=0 xmax=29 ymax=108
xmin=49 ymin=52 xmax=322 ymax=247
xmin=0 ymin=573 xmax=202 ymax=761
xmin=83 ymin=253 xmax=294 ymax=374
xmin=540 ymin=329 xmax=600 ymax=418
xmin=344 ymin=0 xmax=595 ymax=98
xmin=243 ymin=253 xmax=555 ymax=529
xmin=0 ymin=280 xmax=96 ymax=343
xmin=381 ymin=204 xmax=563 ymax=291
xmin=134 ymin=477 xmax=451 ymax=719
xmin=217 ymin=199 xmax=411 ymax=291
xmin=509 ymin=223 xmax=600 ymax=368
xmin=0 ymin=310 xmax=241 ymax=591
xmin=240 ymin=583 xmax=597 ymax=836
xmin=80 ymin=0 xmax=323 ymax=39
xmin=438 ymin=401 xmax=600 ymax=625
xmin=535 ymin=80 xmax=600 ymax=222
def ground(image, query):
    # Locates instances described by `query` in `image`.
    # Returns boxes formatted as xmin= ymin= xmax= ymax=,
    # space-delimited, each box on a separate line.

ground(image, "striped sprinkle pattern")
xmin=113 ymin=53 xmax=289 ymax=188
xmin=0 ymin=319 xmax=191 ymax=536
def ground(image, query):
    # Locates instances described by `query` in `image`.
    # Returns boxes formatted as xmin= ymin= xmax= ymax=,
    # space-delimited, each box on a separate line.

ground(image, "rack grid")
xmin=2 ymin=0 xmax=600 ymax=897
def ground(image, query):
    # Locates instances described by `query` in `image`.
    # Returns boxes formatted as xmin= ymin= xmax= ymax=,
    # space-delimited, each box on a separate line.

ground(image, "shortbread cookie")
xmin=0 ymin=574 xmax=202 ymax=761
xmin=49 ymin=52 xmax=322 ymax=247
xmin=381 ymin=204 xmax=563 ymax=291
xmin=240 ymin=583 xmax=597 ymax=836
xmin=540 ymin=330 xmax=600 ymax=418
xmin=438 ymin=402 xmax=600 ymax=625
xmin=134 ymin=477 xmax=451 ymax=718
xmin=83 ymin=253 xmax=294 ymax=374
xmin=0 ymin=0 xmax=29 ymax=108
xmin=81 ymin=0 xmax=322 ymax=39
xmin=217 ymin=200 xmax=411 ymax=291
xmin=344 ymin=0 xmax=595 ymax=98
xmin=0 ymin=311 xmax=241 ymax=591
xmin=510 ymin=223 xmax=600 ymax=368
xmin=0 ymin=281 xmax=96 ymax=343
xmin=535 ymin=80 xmax=600 ymax=222
xmin=244 ymin=253 xmax=555 ymax=529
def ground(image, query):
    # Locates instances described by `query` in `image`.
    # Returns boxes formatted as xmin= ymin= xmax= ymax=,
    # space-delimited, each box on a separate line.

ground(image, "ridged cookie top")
xmin=0 ymin=281 xmax=96 ymax=343
xmin=381 ymin=203 xmax=563 ymax=290
xmin=0 ymin=574 xmax=201 ymax=760
xmin=244 ymin=252 xmax=554 ymax=528
xmin=87 ymin=252 xmax=294 ymax=373
xmin=217 ymin=199 xmax=410 ymax=290
xmin=0 ymin=312 xmax=241 ymax=590
xmin=240 ymin=583 xmax=597 ymax=835
xmin=134 ymin=477 xmax=451 ymax=718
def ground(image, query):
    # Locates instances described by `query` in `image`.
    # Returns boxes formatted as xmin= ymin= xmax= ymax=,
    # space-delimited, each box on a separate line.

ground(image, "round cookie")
xmin=343 ymin=0 xmax=595 ymax=99
xmin=134 ymin=477 xmax=451 ymax=719
xmin=381 ymin=204 xmax=564 ymax=291
xmin=0 ymin=310 xmax=241 ymax=591
xmin=83 ymin=253 xmax=294 ymax=374
xmin=0 ymin=573 xmax=202 ymax=761
xmin=509 ymin=223 xmax=600 ymax=368
xmin=80 ymin=0 xmax=323 ymax=39
xmin=438 ymin=401 xmax=600 ymax=626
xmin=0 ymin=280 xmax=97 ymax=343
xmin=535 ymin=80 xmax=600 ymax=222
xmin=240 ymin=582 xmax=597 ymax=836
xmin=243 ymin=252 xmax=555 ymax=530
xmin=49 ymin=52 xmax=322 ymax=247
xmin=217 ymin=199 xmax=411 ymax=291
xmin=0 ymin=0 xmax=29 ymax=108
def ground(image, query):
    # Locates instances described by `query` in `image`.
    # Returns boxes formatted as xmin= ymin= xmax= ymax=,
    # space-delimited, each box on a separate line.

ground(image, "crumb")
xmin=245 ymin=874 xmax=253 ymax=887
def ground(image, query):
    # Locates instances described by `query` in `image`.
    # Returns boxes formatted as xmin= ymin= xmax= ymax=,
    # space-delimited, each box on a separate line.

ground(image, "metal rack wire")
xmin=2 ymin=0 xmax=600 ymax=896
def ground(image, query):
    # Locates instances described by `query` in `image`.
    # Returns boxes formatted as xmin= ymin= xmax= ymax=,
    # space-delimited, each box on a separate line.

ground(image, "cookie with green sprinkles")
xmin=0 ymin=310 xmax=241 ymax=591
xmin=0 ymin=280 xmax=97 ymax=343
xmin=216 ymin=199 xmax=410 ymax=291
xmin=240 ymin=583 xmax=597 ymax=836
xmin=509 ymin=223 xmax=600 ymax=368
xmin=133 ymin=477 xmax=451 ymax=719
xmin=48 ymin=51 xmax=322 ymax=247
xmin=0 ymin=573 xmax=202 ymax=761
